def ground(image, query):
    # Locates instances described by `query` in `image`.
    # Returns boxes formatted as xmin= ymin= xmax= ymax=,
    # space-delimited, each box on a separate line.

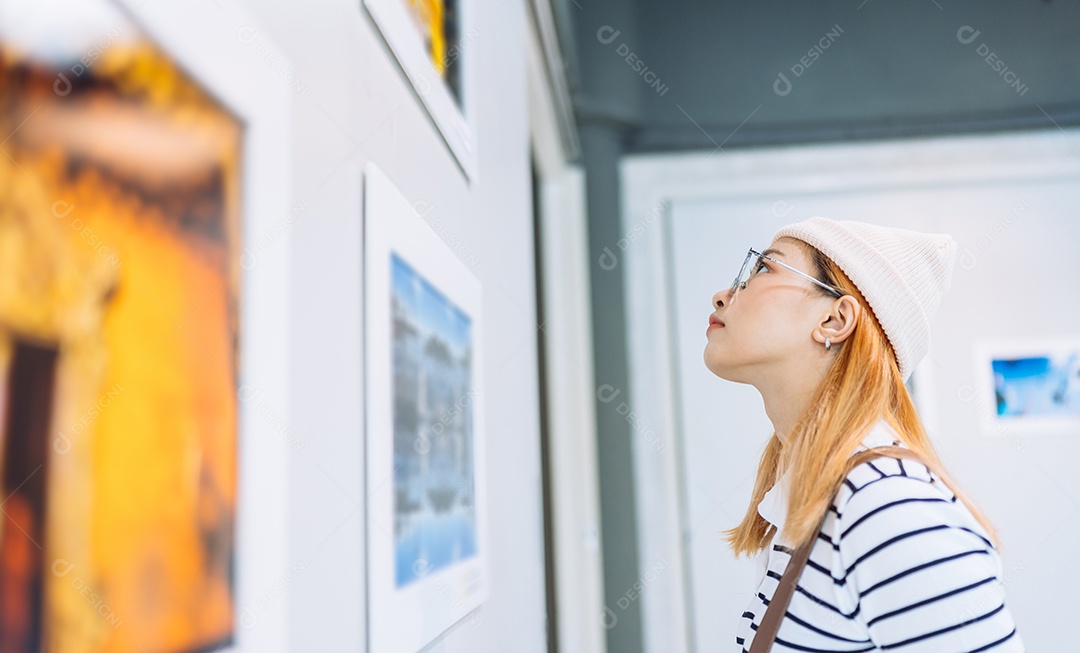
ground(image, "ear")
xmin=813 ymin=295 xmax=860 ymax=347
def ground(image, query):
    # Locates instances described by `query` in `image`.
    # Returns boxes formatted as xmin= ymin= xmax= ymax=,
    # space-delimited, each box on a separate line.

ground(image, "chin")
xmin=704 ymin=348 xmax=751 ymax=383
xmin=703 ymin=349 xmax=733 ymax=380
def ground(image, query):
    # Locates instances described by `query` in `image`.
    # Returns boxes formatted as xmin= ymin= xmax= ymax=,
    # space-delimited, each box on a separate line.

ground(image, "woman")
xmin=704 ymin=217 xmax=1024 ymax=652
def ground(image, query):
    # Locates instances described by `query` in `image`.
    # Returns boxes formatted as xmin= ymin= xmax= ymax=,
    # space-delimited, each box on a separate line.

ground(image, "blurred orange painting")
xmin=0 ymin=5 xmax=240 ymax=652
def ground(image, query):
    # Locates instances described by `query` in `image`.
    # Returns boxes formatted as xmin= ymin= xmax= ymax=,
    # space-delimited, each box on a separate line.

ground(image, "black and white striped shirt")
xmin=734 ymin=419 xmax=1024 ymax=652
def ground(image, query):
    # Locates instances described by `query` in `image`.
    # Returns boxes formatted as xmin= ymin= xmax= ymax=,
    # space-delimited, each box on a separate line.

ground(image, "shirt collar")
xmin=756 ymin=418 xmax=904 ymax=540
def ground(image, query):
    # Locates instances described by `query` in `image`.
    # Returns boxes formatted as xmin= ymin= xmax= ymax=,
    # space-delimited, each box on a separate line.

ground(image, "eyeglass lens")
xmin=733 ymin=250 xmax=761 ymax=292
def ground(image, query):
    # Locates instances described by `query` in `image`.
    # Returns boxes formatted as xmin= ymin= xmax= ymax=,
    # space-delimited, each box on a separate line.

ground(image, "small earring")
xmin=825 ymin=337 xmax=832 ymax=350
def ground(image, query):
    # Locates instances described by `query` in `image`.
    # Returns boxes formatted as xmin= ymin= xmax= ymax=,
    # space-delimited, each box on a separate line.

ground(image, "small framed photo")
xmin=363 ymin=0 xmax=478 ymax=181
xmin=969 ymin=339 xmax=1080 ymax=437
xmin=364 ymin=162 xmax=488 ymax=652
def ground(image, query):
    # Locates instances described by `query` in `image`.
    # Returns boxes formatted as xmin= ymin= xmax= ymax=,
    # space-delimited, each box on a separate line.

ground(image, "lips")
xmin=708 ymin=315 xmax=725 ymax=329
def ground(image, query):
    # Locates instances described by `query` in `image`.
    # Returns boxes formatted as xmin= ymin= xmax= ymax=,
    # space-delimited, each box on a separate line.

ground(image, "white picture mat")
xmin=363 ymin=0 xmax=477 ymax=181
xmin=108 ymin=0 xmax=295 ymax=651
xmin=971 ymin=338 xmax=1080 ymax=437
xmin=364 ymin=161 xmax=488 ymax=653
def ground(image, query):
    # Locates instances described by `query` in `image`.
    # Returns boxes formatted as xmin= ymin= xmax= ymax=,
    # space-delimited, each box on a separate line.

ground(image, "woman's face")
xmin=703 ymin=237 xmax=834 ymax=383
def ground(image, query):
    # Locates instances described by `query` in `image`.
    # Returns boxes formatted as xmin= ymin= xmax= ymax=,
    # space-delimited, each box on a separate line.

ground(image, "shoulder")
xmin=831 ymin=452 xmax=996 ymax=555
xmin=835 ymin=451 xmax=940 ymax=498
xmin=824 ymin=455 xmax=1020 ymax=650
xmin=832 ymin=451 xmax=960 ymax=523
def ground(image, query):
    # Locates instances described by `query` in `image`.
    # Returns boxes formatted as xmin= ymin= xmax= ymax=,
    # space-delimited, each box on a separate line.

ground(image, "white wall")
xmin=227 ymin=0 xmax=548 ymax=650
xmin=623 ymin=129 xmax=1080 ymax=652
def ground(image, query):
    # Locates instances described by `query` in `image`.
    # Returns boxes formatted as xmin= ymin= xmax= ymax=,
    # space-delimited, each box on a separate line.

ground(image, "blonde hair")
xmin=722 ymin=242 xmax=1002 ymax=559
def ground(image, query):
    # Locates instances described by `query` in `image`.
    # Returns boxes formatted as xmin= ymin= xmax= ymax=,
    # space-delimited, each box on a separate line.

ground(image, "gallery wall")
xmin=233 ymin=0 xmax=547 ymax=650
xmin=0 ymin=0 xmax=549 ymax=649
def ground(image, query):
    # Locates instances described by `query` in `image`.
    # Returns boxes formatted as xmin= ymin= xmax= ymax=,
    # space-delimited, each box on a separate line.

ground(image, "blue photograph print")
xmin=390 ymin=251 xmax=478 ymax=588
xmin=992 ymin=352 xmax=1080 ymax=418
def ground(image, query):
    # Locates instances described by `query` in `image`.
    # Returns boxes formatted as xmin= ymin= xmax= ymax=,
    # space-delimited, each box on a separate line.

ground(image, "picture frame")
xmin=110 ymin=2 xmax=296 ymax=651
xmin=969 ymin=338 xmax=1080 ymax=437
xmin=363 ymin=0 xmax=478 ymax=182
xmin=364 ymin=161 xmax=488 ymax=652
xmin=0 ymin=0 xmax=296 ymax=650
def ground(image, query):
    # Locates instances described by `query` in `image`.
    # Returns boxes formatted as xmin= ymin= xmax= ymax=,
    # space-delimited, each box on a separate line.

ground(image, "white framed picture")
xmin=364 ymin=162 xmax=488 ymax=652
xmin=0 ymin=0 xmax=294 ymax=651
xmin=363 ymin=0 xmax=478 ymax=181
xmin=969 ymin=338 xmax=1080 ymax=437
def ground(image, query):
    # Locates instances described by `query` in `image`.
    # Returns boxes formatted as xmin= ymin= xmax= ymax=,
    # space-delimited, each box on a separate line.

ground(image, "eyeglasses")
xmin=730 ymin=248 xmax=844 ymax=298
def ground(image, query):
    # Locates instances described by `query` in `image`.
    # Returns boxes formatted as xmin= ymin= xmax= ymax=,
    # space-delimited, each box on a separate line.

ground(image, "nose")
xmin=713 ymin=287 xmax=732 ymax=309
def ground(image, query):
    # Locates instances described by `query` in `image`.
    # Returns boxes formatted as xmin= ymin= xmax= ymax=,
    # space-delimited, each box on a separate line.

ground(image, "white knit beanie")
xmin=772 ymin=217 xmax=958 ymax=382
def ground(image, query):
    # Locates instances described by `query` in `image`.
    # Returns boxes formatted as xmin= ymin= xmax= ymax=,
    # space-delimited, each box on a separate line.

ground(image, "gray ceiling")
xmin=554 ymin=0 xmax=1080 ymax=151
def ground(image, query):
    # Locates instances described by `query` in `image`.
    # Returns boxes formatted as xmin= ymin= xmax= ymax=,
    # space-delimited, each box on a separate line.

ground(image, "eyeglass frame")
xmin=730 ymin=247 xmax=844 ymax=298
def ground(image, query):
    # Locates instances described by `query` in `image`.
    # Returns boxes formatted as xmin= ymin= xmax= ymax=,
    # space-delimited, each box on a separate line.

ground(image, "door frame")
xmin=620 ymin=126 xmax=1080 ymax=652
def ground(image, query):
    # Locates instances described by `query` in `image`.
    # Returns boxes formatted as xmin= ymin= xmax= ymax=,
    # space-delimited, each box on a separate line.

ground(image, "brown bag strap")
xmin=748 ymin=445 xmax=931 ymax=653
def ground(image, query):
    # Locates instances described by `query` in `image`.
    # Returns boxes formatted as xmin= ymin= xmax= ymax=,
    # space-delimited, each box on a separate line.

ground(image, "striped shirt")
xmin=734 ymin=419 xmax=1025 ymax=652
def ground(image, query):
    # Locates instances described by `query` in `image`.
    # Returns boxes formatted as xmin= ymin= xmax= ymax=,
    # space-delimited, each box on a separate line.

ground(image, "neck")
xmin=754 ymin=358 xmax=829 ymax=446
